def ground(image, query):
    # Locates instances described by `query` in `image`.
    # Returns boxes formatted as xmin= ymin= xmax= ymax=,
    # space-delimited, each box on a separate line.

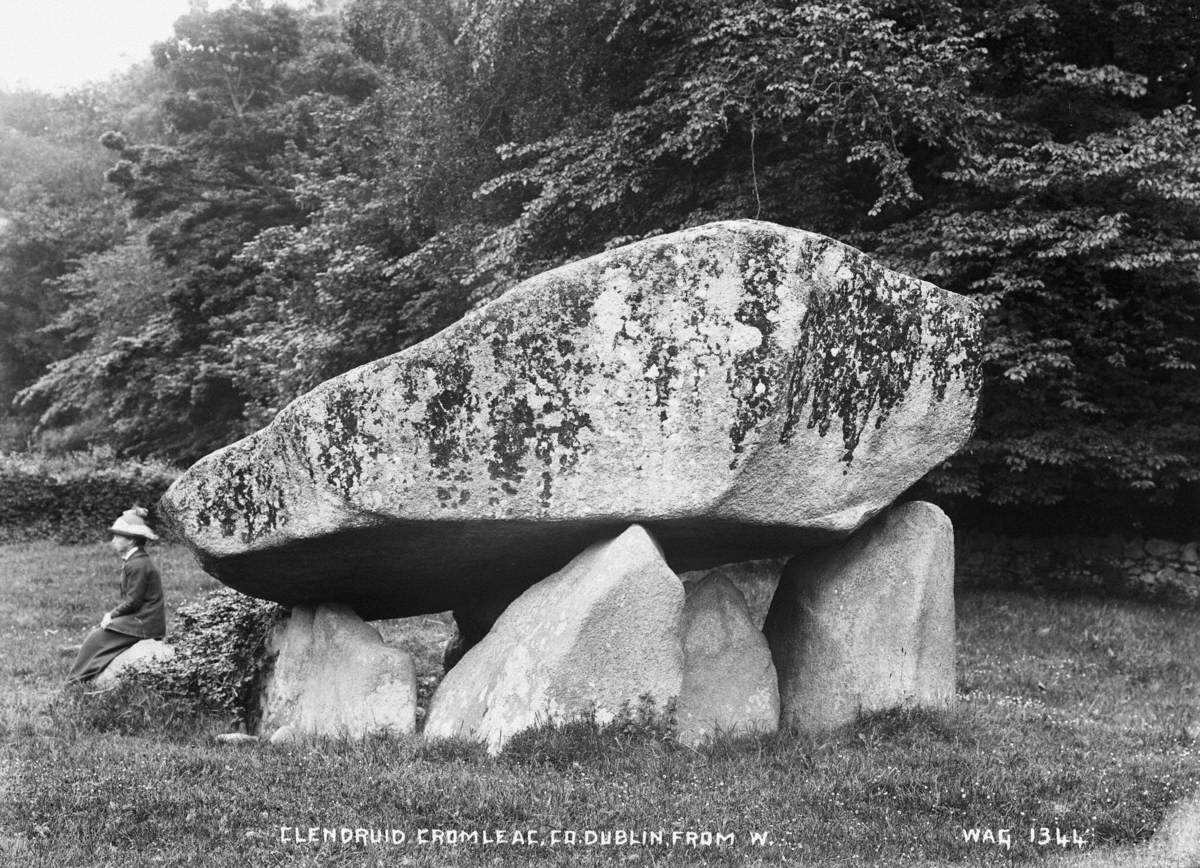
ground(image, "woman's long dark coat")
xmin=107 ymin=549 xmax=166 ymax=639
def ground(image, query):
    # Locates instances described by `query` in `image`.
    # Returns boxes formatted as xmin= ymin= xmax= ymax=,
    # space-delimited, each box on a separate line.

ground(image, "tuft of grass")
xmin=1 ymin=541 xmax=1198 ymax=866
xmin=48 ymin=679 xmax=223 ymax=741
xmin=500 ymin=695 xmax=678 ymax=769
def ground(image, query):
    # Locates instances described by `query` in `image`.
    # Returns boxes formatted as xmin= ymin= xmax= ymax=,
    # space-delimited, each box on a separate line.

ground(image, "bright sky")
xmin=0 ymin=0 xmax=233 ymax=93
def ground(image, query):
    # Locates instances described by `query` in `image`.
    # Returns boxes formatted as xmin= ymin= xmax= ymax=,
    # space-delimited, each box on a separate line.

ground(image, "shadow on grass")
xmin=853 ymin=705 xmax=968 ymax=742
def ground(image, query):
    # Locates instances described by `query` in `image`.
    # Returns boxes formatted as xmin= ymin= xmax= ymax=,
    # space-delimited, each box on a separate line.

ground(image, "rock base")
xmin=257 ymin=604 xmax=417 ymax=741
xmin=243 ymin=505 xmax=961 ymax=750
xmin=95 ymin=639 xmax=174 ymax=686
xmin=423 ymin=525 xmax=685 ymax=754
xmin=764 ymin=501 xmax=956 ymax=731
xmin=677 ymin=576 xmax=779 ymax=746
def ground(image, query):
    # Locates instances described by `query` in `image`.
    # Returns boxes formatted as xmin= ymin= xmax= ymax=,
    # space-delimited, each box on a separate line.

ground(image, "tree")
xmin=230 ymin=0 xmax=494 ymax=423
xmin=467 ymin=0 xmax=987 ymax=289
xmin=16 ymin=237 xmax=175 ymax=451
xmin=869 ymin=0 xmax=1200 ymax=529
xmin=26 ymin=2 xmax=381 ymax=460
xmin=0 ymin=105 xmax=128 ymax=445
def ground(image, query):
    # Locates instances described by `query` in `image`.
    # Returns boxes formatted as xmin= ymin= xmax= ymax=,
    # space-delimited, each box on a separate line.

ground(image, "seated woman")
xmin=67 ymin=507 xmax=166 ymax=684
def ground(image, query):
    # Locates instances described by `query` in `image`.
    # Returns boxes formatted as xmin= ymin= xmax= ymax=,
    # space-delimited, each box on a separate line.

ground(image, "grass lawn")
xmin=1 ymin=540 xmax=1197 ymax=867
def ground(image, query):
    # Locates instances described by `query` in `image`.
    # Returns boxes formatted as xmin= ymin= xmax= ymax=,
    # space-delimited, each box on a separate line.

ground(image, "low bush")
xmin=134 ymin=587 xmax=284 ymax=729
xmin=0 ymin=449 xmax=178 ymax=543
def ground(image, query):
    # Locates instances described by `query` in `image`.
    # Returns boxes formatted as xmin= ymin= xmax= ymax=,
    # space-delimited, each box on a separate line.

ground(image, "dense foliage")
xmin=137 ymin=587 xmax=284 ymax=727
xmin=0 ymin=98 xmax=126 ymax=447
xmin=2 ymin=0 xmax=1197 ymax=531
xmin=875 ymin=3 xmax=1200 ymax=523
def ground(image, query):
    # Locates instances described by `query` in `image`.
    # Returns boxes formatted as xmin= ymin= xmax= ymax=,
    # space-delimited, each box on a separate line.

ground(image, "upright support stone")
xmin=677 ymin=575 xmax=779 ymax=746
xmin=680 ymin=559 xmax=783 ymax=630
xmin=423 ymin=525 xmax=684 ymax=754
xmin=764 ymin=501 xmax=956 ymax=731
xmin=257 ymin=603 xmax=417 ymax=742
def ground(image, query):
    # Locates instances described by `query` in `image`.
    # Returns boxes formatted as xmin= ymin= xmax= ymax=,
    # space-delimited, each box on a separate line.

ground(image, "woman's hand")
xmin=100 ymin=612 xmax=113 ymax=629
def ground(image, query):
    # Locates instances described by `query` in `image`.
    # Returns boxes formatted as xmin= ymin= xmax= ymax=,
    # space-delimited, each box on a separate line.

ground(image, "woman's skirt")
xmin=67 ymin=628 xmax=141 ymax=684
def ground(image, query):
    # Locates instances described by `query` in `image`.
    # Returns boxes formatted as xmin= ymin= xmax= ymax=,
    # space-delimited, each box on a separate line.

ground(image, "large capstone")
xmin=160 ymin=219 xmax=981 ymax=617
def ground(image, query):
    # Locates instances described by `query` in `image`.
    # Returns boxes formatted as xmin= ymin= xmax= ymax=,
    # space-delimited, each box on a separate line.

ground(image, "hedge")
xmin=0 ymin=451 xmax=179 ymax=544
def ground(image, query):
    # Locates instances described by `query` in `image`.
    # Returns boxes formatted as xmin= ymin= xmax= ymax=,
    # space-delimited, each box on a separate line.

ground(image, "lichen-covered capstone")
xmin=160 ymin=220 xmax=981 ymax=617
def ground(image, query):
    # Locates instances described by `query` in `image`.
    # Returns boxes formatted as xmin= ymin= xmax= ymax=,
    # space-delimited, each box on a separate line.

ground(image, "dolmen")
xmin=160 ymin=219 xmax=981 ymax=750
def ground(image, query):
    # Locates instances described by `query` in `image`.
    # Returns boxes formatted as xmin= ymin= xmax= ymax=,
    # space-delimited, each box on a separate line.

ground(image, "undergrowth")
xmin=133 ymin=587 xmax=284 ymax=728
xmin=501 ymin=695 xmax=679 ymax=768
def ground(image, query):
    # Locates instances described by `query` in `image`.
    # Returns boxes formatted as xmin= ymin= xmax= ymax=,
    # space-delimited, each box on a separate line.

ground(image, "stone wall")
xmin=956 ymin=532 xmax=1200 ymax=607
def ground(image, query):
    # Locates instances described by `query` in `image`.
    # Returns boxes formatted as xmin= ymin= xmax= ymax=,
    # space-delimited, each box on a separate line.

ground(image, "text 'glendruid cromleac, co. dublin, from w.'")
xmin=277 ymin=826 xmax=766 ymax=848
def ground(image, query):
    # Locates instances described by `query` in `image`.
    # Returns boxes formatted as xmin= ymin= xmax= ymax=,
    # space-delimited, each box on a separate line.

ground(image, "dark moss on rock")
xmin=780 ymin=254 xmax=980 ymax=463
xmin=194 ymin=448 xmax=287 ymax=544
xmin=475 ymin=296 xmax=598 ymax=503
xmin=646 ymin=339 xmax=681 ymax=423
xmin=727 ymin=232 xmax=788 ymax=460
xmin=414 ymin=346 xmax=480 ymax=476
xmin=487 ymin=393 xmax=535 ymax=484
xmin=314 ymin=385 xmax=385 ymax=497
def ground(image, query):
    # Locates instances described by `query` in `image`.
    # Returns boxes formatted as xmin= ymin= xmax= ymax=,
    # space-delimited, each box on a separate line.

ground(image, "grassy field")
xmin=1 ymin=540 xmax=1197 ymax=867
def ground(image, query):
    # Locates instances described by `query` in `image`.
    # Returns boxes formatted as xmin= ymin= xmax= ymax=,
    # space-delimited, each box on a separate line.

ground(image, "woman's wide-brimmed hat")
xmin=109 ymin=506 xmax=159 ymax=541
